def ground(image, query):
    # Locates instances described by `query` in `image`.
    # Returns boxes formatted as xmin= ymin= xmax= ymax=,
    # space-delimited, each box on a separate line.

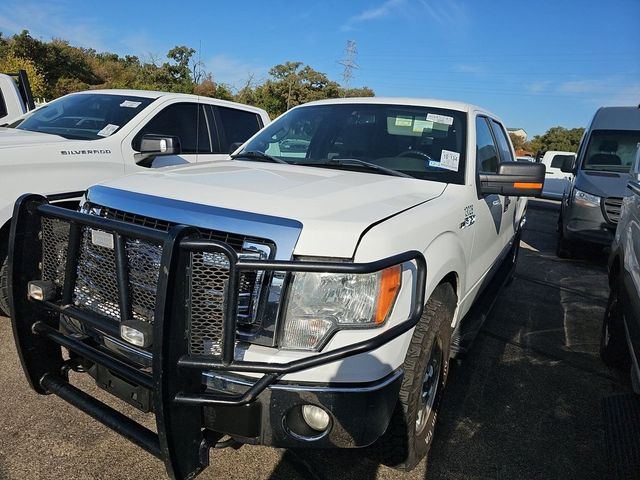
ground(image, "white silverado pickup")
xmin=0 ymin=89 xmax=269 ymax=314
xmin=9 ymin=98 xmax=545 ymax=478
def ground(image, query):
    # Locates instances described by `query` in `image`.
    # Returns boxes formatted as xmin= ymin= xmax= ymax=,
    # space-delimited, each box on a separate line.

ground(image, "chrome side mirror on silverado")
xmin=135 ymin=134 xmax=182 ymax=167
xmin=480 ymin=162 xmax=546 ymax=197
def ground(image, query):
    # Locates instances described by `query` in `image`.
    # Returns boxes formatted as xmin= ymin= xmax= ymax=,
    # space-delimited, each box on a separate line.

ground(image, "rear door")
xmin=212 ymin=106 xmax=265 ymax=156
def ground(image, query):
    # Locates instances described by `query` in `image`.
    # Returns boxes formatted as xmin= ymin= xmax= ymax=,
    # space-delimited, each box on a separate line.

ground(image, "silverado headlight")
xmin=280 ymin=265 xmax=402 ymax=350
xmin=573 ymin=189 xmax=600 ymax=207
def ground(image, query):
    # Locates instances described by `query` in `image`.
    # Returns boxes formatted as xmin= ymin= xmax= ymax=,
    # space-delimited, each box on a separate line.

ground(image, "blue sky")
xmin=1 ymin=0 xmax=638 ymax=137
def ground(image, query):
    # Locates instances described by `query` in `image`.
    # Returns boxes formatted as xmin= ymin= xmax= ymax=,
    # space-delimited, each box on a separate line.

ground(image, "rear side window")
xmin=490 ymin=120 xmax=514 ymax=163
xmin=133 ymin=103 xmax=211 ymax=154
xmin=217 ymin=107 xmax=262 ymax=152
xmin=476 ymin=117 xmax=499 ymax=173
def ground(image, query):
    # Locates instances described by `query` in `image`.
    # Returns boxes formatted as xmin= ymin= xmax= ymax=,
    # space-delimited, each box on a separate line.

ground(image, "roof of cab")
xmin=69 ymin=89 xmax=268 ymax=115
xmin=299 ymin=96 xmax=499 ymax=118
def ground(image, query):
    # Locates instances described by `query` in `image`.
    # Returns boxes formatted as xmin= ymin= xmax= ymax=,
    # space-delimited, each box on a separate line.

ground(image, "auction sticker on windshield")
xmin=429 ymin=150 xmax=460 ymax=171
xmin=120 ymin=100 xmax=142 ymax=108
xmin=426 ymin=113 xmax=454 ymax=126
xmin=97 ymin=124 xmax=119 ymax=137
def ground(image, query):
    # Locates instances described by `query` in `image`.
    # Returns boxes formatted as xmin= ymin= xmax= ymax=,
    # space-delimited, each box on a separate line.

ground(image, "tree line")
xmin=0 ymin=30 xmax=373 ymax=118
xmin=509 ymin=126 xmax=585 ymax=155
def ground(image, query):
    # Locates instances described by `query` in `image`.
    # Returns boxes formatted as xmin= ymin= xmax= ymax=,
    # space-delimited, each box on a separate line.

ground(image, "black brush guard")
xmin=8 ymin=193 xmax=427 ymax=480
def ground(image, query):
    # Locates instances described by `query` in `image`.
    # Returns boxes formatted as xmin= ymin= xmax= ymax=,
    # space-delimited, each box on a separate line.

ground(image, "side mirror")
xmin=560 ymin=155 xmax=576 ymax=174
xmin=480 ymin=162 xmax=546 ymax=197
xmin=136 ymin=134 xmax=181 ymax=167
xmin=229 ymin=142 xmax=244 ymax=155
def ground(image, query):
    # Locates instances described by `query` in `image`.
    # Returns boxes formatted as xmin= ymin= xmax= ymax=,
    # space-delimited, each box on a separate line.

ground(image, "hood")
xmin=0 ymin=127 xmax=68 ymax=148
xmin=95 ymin=161 xmax=446 ymax=258
xmin=576 ymin=169 xmax=634 ymax=198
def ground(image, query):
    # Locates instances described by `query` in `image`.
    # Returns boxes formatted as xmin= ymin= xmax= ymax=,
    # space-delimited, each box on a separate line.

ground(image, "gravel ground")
xmin=0 ymin=200 xmax=630 ymax=479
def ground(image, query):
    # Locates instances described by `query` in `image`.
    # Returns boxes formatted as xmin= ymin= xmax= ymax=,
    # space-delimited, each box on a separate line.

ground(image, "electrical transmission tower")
xmin=338 ymin=40 xmax=359 ymax=92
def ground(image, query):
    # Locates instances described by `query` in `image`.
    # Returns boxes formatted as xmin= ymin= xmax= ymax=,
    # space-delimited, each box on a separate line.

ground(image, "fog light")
xmin=120 ymin=320 xmax=153 ymax=348
xmin=27 ymin=280 xmax=56 ymax=301
xmin=301 ymin=405 xmax=330 ymax=431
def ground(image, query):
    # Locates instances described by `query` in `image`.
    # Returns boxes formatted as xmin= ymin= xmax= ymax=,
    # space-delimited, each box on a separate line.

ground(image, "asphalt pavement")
xmin=0 ymin=200 xmax=632 ymax=479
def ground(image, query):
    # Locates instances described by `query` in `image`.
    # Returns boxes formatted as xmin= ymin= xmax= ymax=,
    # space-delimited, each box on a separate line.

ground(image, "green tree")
xmin=508 ymin=132 xmax=526 ymax=150
xmin=527 ymin=126 xmax=585 ymax=154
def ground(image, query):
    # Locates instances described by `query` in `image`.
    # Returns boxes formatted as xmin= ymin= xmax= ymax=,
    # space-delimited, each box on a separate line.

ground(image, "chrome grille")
xmin=603 ymin=197 xmax=623 ymax=225
xmin=39 ymin=204 xmax=272 ymax=352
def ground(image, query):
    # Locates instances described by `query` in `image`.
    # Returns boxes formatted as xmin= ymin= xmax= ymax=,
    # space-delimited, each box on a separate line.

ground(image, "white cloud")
xmin=342 ymin=0 xmax=405 ymax=31
xmin=205 ymin=54 xmax=268 ymax=90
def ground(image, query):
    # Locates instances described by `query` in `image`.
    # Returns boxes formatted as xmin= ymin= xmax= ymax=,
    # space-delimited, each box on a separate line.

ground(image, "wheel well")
xmin=0 ymin=220 xmax=10 ymax=258
xmin=439 ymin=272 xmax=459 ymax=301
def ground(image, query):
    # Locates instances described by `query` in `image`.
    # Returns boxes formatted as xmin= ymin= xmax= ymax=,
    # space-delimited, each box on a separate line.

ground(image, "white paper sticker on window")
xmin=426 ymin=113 xmax=454 ymax=125
xmin=439 ymin=149 xmax=460 ymax=171
xmin=97 ymin=124 xmax=119 ymax=137
xmin=413 ymin=119 xmax=433 ymax=133
xmin=395 ymin=116 xmax=413 ymax=127
xmin=120 ymin=100 xmax=142 ymax=108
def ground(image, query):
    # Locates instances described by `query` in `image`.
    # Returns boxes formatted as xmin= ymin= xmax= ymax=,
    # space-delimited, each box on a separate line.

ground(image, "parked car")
xmin=516 ymin=155 xmax=536 ymax=162
xmin=539 ymin=150 xmax=576 ymax=200
xmin=557 ymin=106 xmax=640 ymax=258
xmin=601 ymin=145 xmax=640 ymax=393
xmin=0 ymin=69 xmax=36 ymax=125
xmin=0 ymin=89 xmax=270 ymax=315
xmin=8 ymin=97 xmax=545 ymax=477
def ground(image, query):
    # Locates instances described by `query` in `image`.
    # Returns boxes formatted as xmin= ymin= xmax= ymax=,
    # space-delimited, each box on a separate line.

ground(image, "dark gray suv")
xmin=557 ymin=106 xmax=640 ymax=257
xmin=600 ymin=145 xmax=640 ymax=392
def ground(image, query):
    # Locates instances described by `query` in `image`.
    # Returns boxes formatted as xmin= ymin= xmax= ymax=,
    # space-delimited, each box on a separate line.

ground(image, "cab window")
xmin=490 ymin=119 xmax=514 ymax=163
xmin=216 ymin=107 xmax=263 ymax=152
xmin=133 ymin=103 xmax=211 ymax=154
xmin=476 ymin=117 xmax=499 ymax=173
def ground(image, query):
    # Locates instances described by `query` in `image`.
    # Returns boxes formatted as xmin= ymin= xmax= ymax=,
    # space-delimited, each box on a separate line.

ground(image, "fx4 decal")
xmin=460 ymin=205 xmax=476 ymax=229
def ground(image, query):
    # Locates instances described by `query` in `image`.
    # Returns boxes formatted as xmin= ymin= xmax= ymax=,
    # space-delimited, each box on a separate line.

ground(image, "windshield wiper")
xmin=231 ymin=151 xmax=287 ymax=164
xmin=320 ymin=158 xmax=412 ymax=178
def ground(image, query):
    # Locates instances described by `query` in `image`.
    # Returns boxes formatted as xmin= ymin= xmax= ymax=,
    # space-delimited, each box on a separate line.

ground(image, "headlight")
xmin=572 ymin=188 xmax=600 ymax=207
xmin=280 ymin=265 xmax=402 ymax=350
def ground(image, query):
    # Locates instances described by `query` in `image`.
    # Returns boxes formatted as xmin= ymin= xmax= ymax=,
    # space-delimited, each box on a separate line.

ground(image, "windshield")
xmin=582 ymin=129 xmax=640 ymax=173
xmin=239 ymin=103 xmax=467 ymax=183
xmin=15 ymin=93 xmax=155 ymax=140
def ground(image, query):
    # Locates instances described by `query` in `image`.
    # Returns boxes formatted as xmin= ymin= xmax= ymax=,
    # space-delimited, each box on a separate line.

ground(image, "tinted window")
xmin=582 ymin=129 xmax=640 ymax=173
xmin=134 ymin=103 xmax=211 ymax=154
xmin=551 ymin=154 xmax=573 ymax=169
xmin=490 ymin=120 xmax=514 ymax=162
xmin=217 ymin=107 xmax=262 ymax=151
xmin=476 ymin=117 xmax=499 ymax=173
xmin=17 ymin=93 xmax=154 ymax=140
xmin=241 ymin=103 xmax=467 ymax=184
xmin=0 ymin=91 xmax=7 ymax=119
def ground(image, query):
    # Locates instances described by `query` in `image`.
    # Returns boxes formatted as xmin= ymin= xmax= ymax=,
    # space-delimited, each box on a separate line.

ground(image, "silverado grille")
xmin=602 ymin=197 xmax=623 ymax=225
xmin=41 ymin=205 xmax=271 ymax=354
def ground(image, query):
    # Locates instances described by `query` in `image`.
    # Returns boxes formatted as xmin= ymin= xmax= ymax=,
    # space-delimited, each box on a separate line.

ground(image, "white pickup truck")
xmin=8 ymin=97 xmax=545 ymax=477
xmin=0 ymin=70 xmax=36 ymax=125
xmin=0 ymin=89 xmax=270 ymax=314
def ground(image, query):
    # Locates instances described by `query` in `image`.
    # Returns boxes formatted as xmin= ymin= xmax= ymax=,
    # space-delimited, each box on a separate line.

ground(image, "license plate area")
xmin=96 ymin=365 xmax=152 ymax=412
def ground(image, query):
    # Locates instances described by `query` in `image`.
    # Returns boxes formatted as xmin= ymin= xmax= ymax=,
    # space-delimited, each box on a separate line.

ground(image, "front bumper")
xmin=8 ymin=194 xmax=426 ymax=479
xmin=203 ymin=370 xmax=403 ymax=448
xmin=563 ymin=201 xmax=615 ymax=246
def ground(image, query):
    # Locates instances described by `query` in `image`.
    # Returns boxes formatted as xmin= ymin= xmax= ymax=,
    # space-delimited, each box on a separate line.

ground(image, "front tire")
xmin=600 ymin=276 xmax=630 ymax=370
xmin=0 ymin=247 xmax=9 ymax=317
xmin=374 ymin=283 xmax=455 ymax=471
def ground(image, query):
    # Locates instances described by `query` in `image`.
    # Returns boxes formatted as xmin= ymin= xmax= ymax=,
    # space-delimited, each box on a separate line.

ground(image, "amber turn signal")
xmin=374 ymin=265 xmax=402 ymax=324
